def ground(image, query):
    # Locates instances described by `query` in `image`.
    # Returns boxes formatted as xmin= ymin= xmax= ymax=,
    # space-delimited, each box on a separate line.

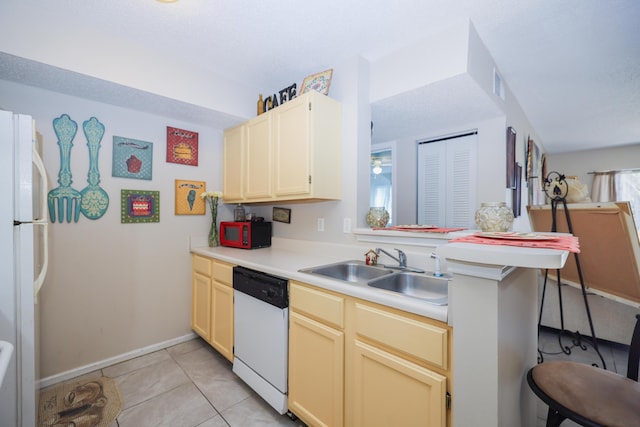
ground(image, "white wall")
xmin=1 ymin=79 xmax=230 ymax=378
xmin=370 ymin=19 xmax=470 ymax=103
xmin=0 ymin=2 xmax=255 ymax=120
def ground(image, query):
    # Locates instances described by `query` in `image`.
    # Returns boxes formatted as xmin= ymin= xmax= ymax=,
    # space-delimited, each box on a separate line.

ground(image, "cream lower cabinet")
xmin=288 ymin=281 xmax=452 ymax=427
xmin=191 ymin=254 xmax=235 ymax=362
xmin=347 ymin=301 xmax=450 ymax=427
xmin=289 ymin=281 xmax=345 ymax=427
xmin=192 ymin=254 xmax=213 ymax=341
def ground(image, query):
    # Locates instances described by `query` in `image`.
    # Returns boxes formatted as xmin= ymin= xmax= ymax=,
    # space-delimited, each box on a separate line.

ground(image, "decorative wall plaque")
xmin=112 ymin=136 xmax=153 ymax=180
xmin=166 ymin=126 xmax=198 ymax=166
xmin=175 ymin=179 xmax=206 ymax=215
xmin=121 ymin=189 xmax=160 ymax=223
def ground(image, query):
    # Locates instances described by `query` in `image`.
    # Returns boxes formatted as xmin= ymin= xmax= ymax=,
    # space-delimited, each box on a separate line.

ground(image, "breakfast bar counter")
xmin=437 ymin=240 xmax=570 ymax=427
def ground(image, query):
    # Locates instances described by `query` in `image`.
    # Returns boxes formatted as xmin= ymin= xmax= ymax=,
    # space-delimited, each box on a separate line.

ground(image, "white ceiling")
xmin=1 ymin=0 xmax=639 ymax=154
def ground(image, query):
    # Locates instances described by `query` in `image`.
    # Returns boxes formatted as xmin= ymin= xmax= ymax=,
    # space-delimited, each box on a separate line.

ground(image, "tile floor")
xmin=42 ymin=327 xmax=631 ymax=427
xmin=42 ymin=338 xmax=305 ymax=427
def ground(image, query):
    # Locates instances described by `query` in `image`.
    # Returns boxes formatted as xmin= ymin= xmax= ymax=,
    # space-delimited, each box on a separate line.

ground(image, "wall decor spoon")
xmin=48 ymin=114 xmax=82 ymax=223
xmin=80 ymin=117 xmax=109 ymax=219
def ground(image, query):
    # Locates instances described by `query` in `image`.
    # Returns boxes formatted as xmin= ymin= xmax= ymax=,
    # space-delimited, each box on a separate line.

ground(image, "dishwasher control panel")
xmin=233 ymin=266 xmax=288 ymax=309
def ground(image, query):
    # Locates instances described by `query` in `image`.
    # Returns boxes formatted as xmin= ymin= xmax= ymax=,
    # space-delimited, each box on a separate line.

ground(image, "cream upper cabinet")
xmin=222 ymin=125 xmax=245 ymax=201
xmin=223 ymin=91 xmax=341 ymax=204
xmin=244 ymin=113 xmax=273 ymax=200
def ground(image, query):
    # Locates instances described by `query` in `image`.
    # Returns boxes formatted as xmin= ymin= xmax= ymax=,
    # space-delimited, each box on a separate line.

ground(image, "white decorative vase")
xmin=475 ymin=202 xmax=514 ymax=232
xmin=366 ymin=207 xmax=390 ymax=228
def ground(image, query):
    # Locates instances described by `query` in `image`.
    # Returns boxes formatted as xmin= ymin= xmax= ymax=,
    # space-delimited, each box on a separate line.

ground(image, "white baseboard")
xmin=38 ymin=332 xmax=198 ymax=388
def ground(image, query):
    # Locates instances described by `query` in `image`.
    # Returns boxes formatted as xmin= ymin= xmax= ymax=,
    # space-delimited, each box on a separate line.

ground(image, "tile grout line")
xmin=109 ymin=348 xmax=196 ymax=426
xmin=167 ymin=344 xmax=232 ymax=427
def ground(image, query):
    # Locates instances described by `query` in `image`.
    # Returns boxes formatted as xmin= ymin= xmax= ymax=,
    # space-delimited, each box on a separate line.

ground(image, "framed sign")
xmin=121 ymin=189 xmax=160 ymax=223
xmin=273 ymin=207 xmax=291 ymax=224
xmin=166 ymin=126 xmax=198 ymax=166
xmin=175 ymin=179 xmax=206 ymax=215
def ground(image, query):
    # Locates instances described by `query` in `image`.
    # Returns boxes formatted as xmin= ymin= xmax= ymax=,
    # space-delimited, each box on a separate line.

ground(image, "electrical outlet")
xmin=317 ymin=218 xmax=325 ymax=232
xmin=343 ymin=218 xmax=351 ymax=233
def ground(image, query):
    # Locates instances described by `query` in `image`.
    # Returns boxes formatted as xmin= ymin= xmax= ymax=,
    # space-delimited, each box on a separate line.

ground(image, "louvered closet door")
xmin=417 ymin=141 xmax=446 ymax=226
xmin=417 ymin=133 xmax=477 ymax=228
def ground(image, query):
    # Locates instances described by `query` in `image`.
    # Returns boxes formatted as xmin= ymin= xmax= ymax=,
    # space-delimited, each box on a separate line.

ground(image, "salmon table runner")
xmin=449 ymin=232 xmax=580 ymax=253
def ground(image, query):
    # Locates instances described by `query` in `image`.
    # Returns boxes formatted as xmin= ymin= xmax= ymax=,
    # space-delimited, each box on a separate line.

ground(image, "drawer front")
xmin=353 ymin=302 xmax=448 ymax=369
xmin=290 ymin=282 xmax=344 ymax=329
xmin=212 ymin=259 xmax=234 ymax=286
xmin=192 ymin=254 xmax=212 ymax=277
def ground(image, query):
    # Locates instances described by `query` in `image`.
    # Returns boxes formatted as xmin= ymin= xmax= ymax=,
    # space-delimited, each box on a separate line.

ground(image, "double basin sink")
xmin=298 ymin=260 xmax=449 ymax=305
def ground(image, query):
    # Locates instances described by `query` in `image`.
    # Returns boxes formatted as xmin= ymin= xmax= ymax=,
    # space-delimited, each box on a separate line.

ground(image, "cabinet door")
xmin=289 ymin=311 xmax=344 ymax=427
xmin=351 ymin=340 xmax=446 ymax=427
xmin=273 ymin=98 xmax=311 ymax=196
xmin=223 ymin=125 xmax=245 ymax=202
xmin=191 ymin=271 xmax=212 ymax=342
xmin=211 ymin=280 xmax=234 ymax=362
xmin=245 ymin=114 xmax=273 ymax=199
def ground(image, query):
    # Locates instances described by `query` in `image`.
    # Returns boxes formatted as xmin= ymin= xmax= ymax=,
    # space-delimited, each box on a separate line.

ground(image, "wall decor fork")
xmin=48 ymin=114 xmax=82 ymax=223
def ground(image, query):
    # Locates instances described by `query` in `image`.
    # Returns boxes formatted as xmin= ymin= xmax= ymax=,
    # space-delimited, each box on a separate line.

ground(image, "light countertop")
xmin=191 ymin=238 xmax=450 ymax=322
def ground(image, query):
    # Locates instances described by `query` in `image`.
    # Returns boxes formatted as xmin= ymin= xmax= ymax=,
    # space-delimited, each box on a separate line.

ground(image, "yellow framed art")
xmin=175 ymin=179 xmax=206 ymax=215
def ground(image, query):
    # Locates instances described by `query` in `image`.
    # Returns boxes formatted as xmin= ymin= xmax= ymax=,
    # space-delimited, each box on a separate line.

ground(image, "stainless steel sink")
xmin=299 ymin=260 xmax=393 ymax=283
xmin=367 ymin=272 xmax=449 ymax=305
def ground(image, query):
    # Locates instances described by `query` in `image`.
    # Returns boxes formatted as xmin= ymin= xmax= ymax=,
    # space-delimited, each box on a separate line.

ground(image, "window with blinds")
xmin=417 ymin=132 xmax=477 ymax=228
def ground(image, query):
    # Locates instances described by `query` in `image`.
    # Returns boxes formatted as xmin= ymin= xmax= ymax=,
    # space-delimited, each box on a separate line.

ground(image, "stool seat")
xmin=530 ymin=361 xmax=640 ymax=427
xmin=529 ymin=314 xmax=640 ymax=426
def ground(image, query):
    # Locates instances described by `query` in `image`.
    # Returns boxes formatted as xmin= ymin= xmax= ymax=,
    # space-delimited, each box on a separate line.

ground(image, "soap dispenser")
xmin=234 ymin=204 xmax=246 ymax=221
xmin=430 ymin=253 xmax=443 ymax=277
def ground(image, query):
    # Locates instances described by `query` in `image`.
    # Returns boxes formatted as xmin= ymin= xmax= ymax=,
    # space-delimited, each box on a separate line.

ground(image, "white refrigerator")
xmin=0 ymin=111 xmax=49 ymax=427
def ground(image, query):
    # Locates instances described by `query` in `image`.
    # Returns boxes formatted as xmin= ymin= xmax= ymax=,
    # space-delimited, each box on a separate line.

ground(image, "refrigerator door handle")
xmin=32 ymin=144 xmax=49 ymax=300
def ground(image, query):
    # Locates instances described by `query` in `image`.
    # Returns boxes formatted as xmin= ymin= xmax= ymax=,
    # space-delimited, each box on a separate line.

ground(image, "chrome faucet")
xmin=375 ymin=247 xmax=406 ymax=268
xmin=375 ymin=248 xmax=424 ymax=273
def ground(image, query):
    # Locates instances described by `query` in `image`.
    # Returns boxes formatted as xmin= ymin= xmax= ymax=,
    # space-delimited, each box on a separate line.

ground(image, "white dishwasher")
xmin=232 ymin=266 xmax=289 ymax=414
